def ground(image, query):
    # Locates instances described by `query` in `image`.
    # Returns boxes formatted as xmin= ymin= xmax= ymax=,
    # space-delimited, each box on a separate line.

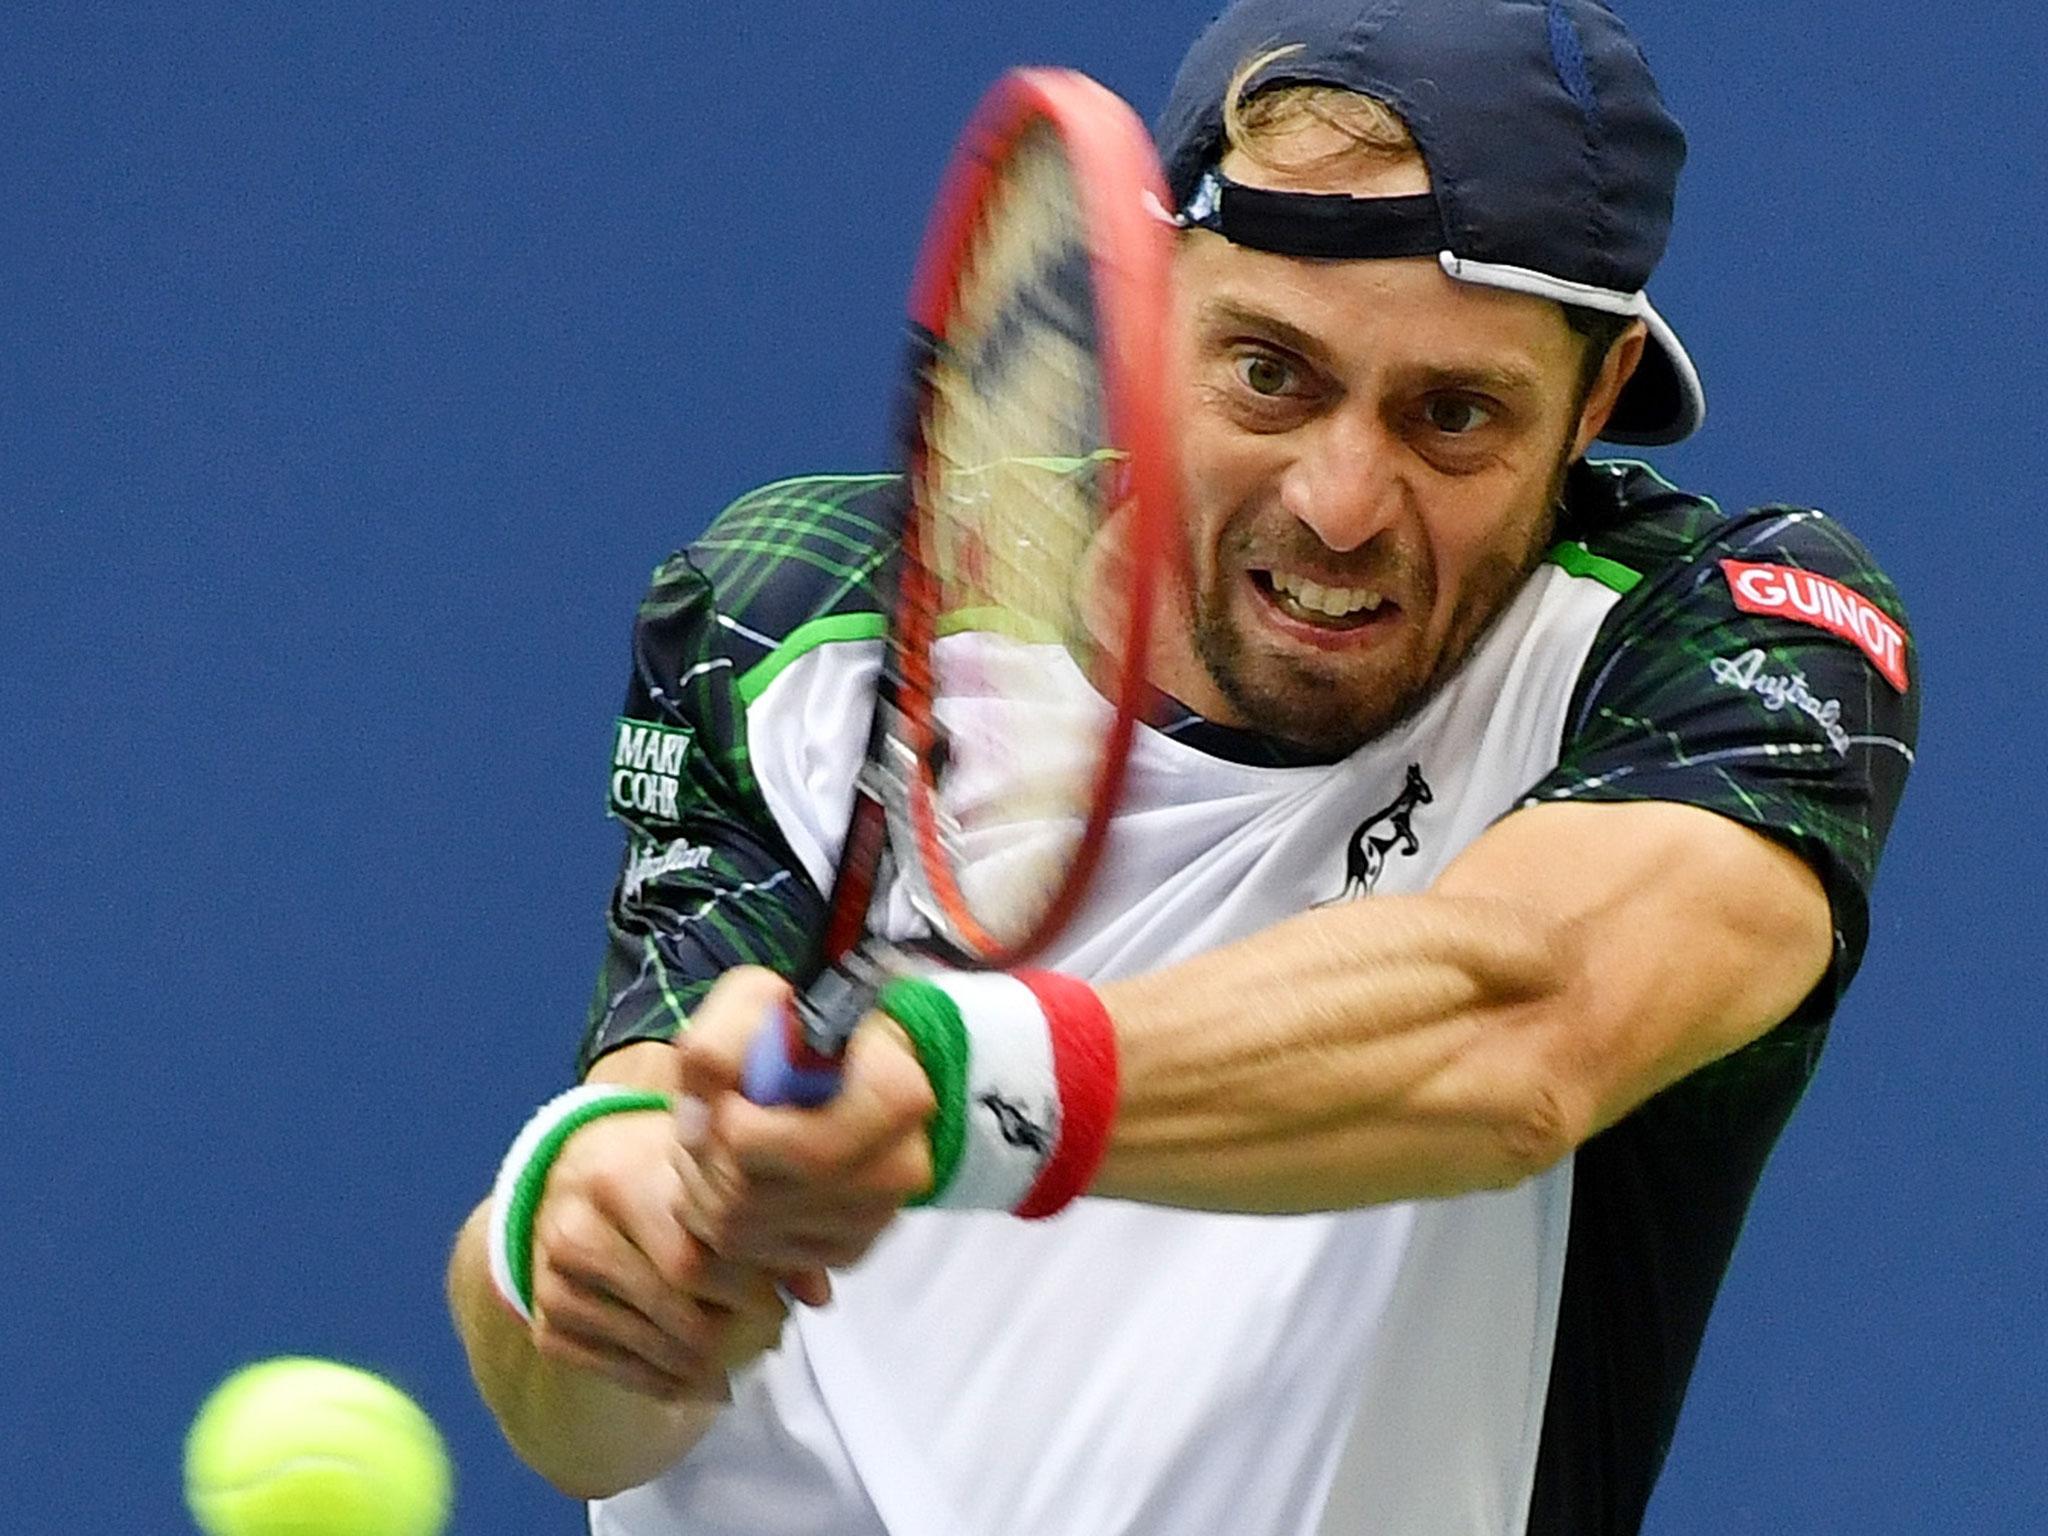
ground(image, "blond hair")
xmin=1220 ymin=45 xmax=1420 ymax=176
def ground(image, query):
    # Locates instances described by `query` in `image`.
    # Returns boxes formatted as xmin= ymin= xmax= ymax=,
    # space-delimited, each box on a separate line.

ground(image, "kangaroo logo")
xmin=977 ymin=1091 xmax=1053 ymax=1155
xmin=1319 ymin=764 xmax=1433 ymax=904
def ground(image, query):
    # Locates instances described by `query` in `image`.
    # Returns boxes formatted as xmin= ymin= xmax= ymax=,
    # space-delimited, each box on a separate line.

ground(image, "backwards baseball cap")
xmin=1156 ymin=0 xmax=1703 ymax=445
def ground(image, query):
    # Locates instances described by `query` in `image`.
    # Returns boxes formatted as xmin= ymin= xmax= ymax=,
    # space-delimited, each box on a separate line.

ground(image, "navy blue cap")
xmin=1157 ymin=0 xmax=1703 ymax=445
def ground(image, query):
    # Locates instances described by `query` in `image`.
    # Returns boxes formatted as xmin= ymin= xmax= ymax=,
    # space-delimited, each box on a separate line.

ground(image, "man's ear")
xmin=1572 ymin=320 xmax=1650 ymax=458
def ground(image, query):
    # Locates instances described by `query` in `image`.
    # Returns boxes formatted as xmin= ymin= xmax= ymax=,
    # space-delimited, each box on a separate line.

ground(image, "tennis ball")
xmin=184 ymin=1357 xmax=453 ymax=1536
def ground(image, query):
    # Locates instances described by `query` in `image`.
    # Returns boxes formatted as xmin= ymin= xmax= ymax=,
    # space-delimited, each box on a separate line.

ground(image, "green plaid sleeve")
xmin=1525 ymin=503 xmax=1919 ymax=999
xmin=577 ymin=474 xmax=904 ymax=1075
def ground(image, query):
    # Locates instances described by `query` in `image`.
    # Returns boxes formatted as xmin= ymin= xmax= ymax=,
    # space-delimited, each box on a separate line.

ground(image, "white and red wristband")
xmin=875 ymin=969 xmax=1119 ymax=1218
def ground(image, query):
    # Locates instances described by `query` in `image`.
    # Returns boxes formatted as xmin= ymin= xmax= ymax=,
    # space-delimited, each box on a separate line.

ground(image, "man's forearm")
xmin=1094 ymin=890 xmax=1579 ymax=1212
xmin=446 ymin=1200 xmax=716 ymax=1500
xmin=1091 ymin=803 xmax=1831 ymax=1215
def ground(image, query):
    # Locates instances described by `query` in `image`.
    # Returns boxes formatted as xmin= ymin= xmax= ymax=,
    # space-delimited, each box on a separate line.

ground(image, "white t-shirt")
xmin=580 ymin=463 xmax=1915 ymax=1535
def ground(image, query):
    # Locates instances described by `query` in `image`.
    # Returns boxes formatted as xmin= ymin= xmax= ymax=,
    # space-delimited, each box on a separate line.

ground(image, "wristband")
xmin=877 ymin=969 xmax=1118 ymax=1218
xmin=485 ymin=1085 xmax=671 ymax=1322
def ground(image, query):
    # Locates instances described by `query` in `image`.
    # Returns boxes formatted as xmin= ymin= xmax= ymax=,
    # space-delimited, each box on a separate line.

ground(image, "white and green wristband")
xmin=485 ymin=1084 xmax=671 ymax=1323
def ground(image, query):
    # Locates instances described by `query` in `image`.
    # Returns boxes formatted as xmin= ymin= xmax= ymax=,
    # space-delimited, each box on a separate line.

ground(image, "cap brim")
xmin=1599 ymin=297 xmax=1704 ymax=446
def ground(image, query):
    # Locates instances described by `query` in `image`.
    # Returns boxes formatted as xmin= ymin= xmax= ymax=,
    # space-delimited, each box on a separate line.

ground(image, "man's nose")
xmin=1275 ymin=409 xmax=1405 ymax=553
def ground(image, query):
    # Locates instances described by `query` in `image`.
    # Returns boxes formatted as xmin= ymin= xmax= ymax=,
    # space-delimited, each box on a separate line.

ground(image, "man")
xmin=448 ymin=1 xmax=1917 ymax=1531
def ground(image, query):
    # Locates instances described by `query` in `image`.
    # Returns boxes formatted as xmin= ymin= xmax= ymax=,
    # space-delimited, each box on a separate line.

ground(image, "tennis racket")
xmin=743 ymin=66 xmax=1179 ymax=1106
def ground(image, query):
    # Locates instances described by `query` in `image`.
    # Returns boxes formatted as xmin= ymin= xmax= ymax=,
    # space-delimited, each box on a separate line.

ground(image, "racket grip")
xmin=742 ymin=1001 xmax=845 ymax=1107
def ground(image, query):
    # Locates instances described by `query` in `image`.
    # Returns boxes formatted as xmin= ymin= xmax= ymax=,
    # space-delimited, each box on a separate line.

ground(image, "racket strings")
xmin=929 ymin=125 xmax=1104 ymax=638
xmin=914 ymin=123 xmax=1131 ymax=943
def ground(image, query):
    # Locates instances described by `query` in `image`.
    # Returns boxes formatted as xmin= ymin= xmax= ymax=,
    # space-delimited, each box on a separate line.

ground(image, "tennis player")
xmin=448 ymin=2 xmax=1918 ymax=1531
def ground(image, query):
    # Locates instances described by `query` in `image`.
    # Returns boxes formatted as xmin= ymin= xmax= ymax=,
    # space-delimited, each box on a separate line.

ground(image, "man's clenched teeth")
xmin=1266 ymin=570 xmax=1386 ymax=621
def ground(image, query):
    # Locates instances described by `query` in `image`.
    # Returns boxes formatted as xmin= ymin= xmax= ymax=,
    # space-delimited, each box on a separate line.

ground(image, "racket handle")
xmin=742 ymin=1001 xmax=845 ymax=1107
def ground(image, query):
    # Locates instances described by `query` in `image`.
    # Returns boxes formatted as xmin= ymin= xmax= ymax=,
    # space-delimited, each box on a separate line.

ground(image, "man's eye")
xmin=1423 ymin=395 xmax=1493 ymax=435
xmin=1235 ymin=353 xmax=1295 ymax=397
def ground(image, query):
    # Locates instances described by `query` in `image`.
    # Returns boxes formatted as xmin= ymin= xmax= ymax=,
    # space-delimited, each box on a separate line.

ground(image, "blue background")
xmin=4 ymin=3 xmax=2041 ymax=1532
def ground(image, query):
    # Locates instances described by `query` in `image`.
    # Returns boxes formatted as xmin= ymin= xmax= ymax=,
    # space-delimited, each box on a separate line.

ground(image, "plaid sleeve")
xmin=577 ymin=476 xmax=903 ymax=1075
xmin=1524 ymin=506 xmax=1919 ymax=998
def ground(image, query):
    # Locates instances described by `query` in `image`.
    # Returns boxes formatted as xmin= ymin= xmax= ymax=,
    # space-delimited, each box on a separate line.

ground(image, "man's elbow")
xmin=1469 ymin=911 xmax=1599 ymax=1187
xmin=1485 ymin=1070 xmax=1593 ymax=1185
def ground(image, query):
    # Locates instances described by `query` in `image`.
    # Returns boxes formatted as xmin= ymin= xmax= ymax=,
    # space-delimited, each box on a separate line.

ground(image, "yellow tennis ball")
xmin=184 ymin=1357 xmax=453 ymax=1536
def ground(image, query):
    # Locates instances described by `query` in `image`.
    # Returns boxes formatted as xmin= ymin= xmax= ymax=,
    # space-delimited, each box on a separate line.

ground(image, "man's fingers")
xmin=672 ymin=1055 xmax=929 ymax=1271
xmin=705 ymin=1021 xmax=934 ymax=1186
xmin=684 ymin=1251 xmax=797 ymax=1315
xmin=590 ymin=1154 xmax=725 ymax=1311
xmin=677 ymin=1142 xmax=904 ymax=1269
xmin=666 ymin=989 xmax=933 ymax=1274
xmin=548 ymin=1246 xmax=718 ymax=1364
xmin=541 ymin=1166 xmax=726 ymax=1355
xmin=778 ymin=1266 xmax=834 ymax=1309
xmin=596 ymin=1167 xmax=800 ymax=1338
xmin=531 ymin=1308 xmax=728 ymax=1405
xmin=534 ymin=1270 xmax=710 ymax=1384
xmin=675 ymin=965 xmax=795 ymax=1109
xmin=673 ymin=1135 xmax=742 ymax=1254
xmin=752 ymin=1223 xmax=898 ymax=1271
xmin=535 ymin=1207 xmax=715 ymax=1368
xmin=714 ymin=1099 xmax=935 ymax=1200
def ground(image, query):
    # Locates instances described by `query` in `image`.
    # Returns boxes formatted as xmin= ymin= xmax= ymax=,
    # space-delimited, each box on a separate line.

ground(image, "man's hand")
xmin=672 ymin=966 xmax=935 ymax=1271
xmin=525 ymin=1105 xmax=823 ymax=1402
xmin=449 ymin=1033 xmax=840 ymax=1498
